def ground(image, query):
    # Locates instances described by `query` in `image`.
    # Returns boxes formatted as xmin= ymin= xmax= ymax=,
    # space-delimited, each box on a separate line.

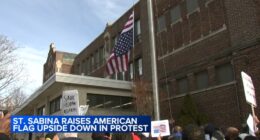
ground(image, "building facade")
xmin=17 ymin=0 xmax=259 ymax=135
xmin=66 ymin=0 xmax=259 ymax=129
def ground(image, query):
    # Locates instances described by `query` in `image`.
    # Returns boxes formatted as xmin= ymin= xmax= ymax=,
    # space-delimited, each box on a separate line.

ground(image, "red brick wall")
xmin=67 ymin=0 xmax=260 ymax=129
xmin=155 ymin=0 xmax=259 ymax=129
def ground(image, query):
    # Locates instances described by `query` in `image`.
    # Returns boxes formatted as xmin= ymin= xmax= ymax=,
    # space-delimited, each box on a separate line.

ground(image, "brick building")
xmin=43 ymin=43 xmax=77 ymax=82
xmin=44 ymin=0 xmax=259 ymax=129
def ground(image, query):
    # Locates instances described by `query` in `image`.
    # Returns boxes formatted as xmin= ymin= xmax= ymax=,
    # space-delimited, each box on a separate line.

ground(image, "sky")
xmin=0 ymin=0 xmax=137 ymax=95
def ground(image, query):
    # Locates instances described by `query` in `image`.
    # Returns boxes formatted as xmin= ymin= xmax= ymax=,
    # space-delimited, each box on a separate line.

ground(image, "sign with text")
xmin=247 ymin=114 xmax=256 ymax=136
xmin=62 ymin=90 xmax=80 ymax=115
xmin=241 ymin=71 xmax=257 ymax=107
xmin=151 ymin=120 xmax=170 ymax=137
xmin=79 ymin=105 xmax=89 ymax=115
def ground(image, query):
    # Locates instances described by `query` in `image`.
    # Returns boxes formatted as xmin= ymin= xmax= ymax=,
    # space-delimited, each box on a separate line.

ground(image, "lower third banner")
xmin=11 ymin=115 xmax=151 ymax=133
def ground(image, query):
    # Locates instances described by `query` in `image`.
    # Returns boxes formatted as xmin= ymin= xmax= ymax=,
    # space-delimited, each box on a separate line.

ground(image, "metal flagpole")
xmin=147 ymin=0 xmax=160 ymax=120
xmin=132 ymin=6 xmax=135 ymax=82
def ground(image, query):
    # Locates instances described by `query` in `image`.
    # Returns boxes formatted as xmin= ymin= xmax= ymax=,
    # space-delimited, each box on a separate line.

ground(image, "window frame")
xmin=195 ymin=71 xmax=209 ymax=90
xmin=170 ymin=5 xmax=182 ymax=25
xmin=216 ymin=63 xmax=234 ymax=85
xmin=177 ymin=77 xmax=189 ymax=94
xmin=87 ymin=94 xmax=133 ymax=110
xmin=134 ymin=19 xmax=141 ymax=42
xmin=99 ymin=46 xmax=104 ymax=65
xmin=129 ymin=63 xmax=133 ymax=80
xmin=37 ymin=106 xmax=45 ymax=115
xmin=157 ymin=14 xmax=166 ymax=33
xmin=186 ymin=0 xmax=200 ymax=16
xmin=49 ymin=96 xmax=62 ymax=114
xmin=138 ymin=58 xmax=143 ymax=76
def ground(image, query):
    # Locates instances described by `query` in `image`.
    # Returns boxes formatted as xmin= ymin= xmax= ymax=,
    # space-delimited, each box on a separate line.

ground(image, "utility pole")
xmin=147 ymin=0 xmax=160 ymax=120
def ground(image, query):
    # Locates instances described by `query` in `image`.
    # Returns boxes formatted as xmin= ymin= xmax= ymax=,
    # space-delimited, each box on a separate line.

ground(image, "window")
xmin=85 ymin=58 xmax=89 ymax=75
xmin=196 ymin=71 xmax=208 ymax=90
xmin=89 ymin=58 xmax=92 ymax=74
xmin=138 ymin=58 xmax=143 ymax=76
xmin=177 ymin=77 xmax=189 ymax=94
xmin=134 ymin=19 xmax=141 ymax=42
xmin=95 ymin=51 xmax=99 ymax=68
xmin=87 ymin=94 xmax=133 ymax=110
xmin=112 ymin=36 xmax=118 ymax=50
xmin=216 ymin=63 xmax=234 ymax=85
xmin=104 ymin=40 xmax=110 ymax=54
xmin=87 ymin=94 xmax=104 ymax=108
xmin=91 ymin=55 xmax=94 ymax=71
xmin=117 ymin=73 xmax=121 ymax=80
xmin=81 ymin=60 xmax=85 ymax=75
xmin=117 ymin=72 xmax=124 ymax=81
xmin=111 ymin=73 xmax=116 ymax=80
xmin=99 ymin=46 xmax=104 ymax=65
xmin=186 ymin=0 xmax=198 ymax=14
xmin=161 ymin=82 xmax=171 ymax=94
xmin=50 ymin=96 xmax=61 ymax=114
xmin=128 ymin=58 xmax=142 ymax=79
xmin=104 ymin=95 xmax=121 ymax=108
xmin=129 ymin=63 xmax=133 ymax=80
xmin=86 ymin=58 xmax=89 ymax=75
xmin=157 ymin=15 xmax=166 ymax=32
xmin=37 ymin=106 xmax=45 ymax=115
xmin=170 ymin=5 xmax=181 ymax=23
xmin=135 ymin=60 xmax=139 ymax=76
xmin=77 ymin=64 xmax=80 ymax=74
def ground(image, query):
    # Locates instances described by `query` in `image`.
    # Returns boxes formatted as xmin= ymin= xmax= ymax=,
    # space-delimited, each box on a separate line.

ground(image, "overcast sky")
xmin=0 ymin=0 xmax=137 ymax=95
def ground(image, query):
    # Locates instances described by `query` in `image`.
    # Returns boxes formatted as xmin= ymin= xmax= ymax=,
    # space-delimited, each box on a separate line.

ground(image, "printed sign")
xmin=79 ymin=105 xmax=89 ymax=115
xmin=247 ymin=114 xmax=256 ymax=136
xmin=241 ymin=71 xmax=257 ymax=107
xmin=151 ymin=120 xmax=170 ymax=137
xmin=62 ymin=90 xmax=80 ymax=115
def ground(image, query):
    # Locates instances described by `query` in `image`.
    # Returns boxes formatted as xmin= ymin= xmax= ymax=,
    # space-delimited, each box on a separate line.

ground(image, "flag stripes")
xmin=106 ymin=12 xmax=134 ymax=75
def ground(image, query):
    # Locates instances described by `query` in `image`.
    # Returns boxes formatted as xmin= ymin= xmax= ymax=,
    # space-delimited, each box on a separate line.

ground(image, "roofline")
xmin=55 ymin=73 xmax=132 ymax=89
xmin=13 ymin=73 xmax=132 ymax=115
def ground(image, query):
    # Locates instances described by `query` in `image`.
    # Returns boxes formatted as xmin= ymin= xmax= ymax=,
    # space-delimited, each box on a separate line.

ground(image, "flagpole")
xmin=147 ymin=0 xmax=160 ymax=120
xmin=132 ymin=8 xmax=135 ymax=82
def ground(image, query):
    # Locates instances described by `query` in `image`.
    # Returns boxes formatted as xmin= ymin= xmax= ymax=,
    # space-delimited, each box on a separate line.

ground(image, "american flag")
xmin=106 ymin=12 xmax=134 ymax=75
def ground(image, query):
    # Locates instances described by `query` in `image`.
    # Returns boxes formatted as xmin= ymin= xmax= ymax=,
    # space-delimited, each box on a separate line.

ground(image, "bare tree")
xmin=132 ymin=80 xmax=154 ymax=116
xmin=1 ymin=88 xmax=28 ymax=111
xmin=0 ymin=35 xmax=24 ymax=103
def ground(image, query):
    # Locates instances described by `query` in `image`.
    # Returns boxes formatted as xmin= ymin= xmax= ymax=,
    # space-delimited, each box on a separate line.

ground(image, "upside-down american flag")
xmin=106 ymin=12 xmax=134 ymax=75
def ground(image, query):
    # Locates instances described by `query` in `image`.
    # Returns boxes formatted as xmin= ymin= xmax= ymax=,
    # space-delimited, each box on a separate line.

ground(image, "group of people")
xmin=37 ymin=133 xmax=81 ymax=140
xmin=163 ymin=123 xmax=258 ymax=140
xmin=1 ymin=113 xmax=260 ymax=140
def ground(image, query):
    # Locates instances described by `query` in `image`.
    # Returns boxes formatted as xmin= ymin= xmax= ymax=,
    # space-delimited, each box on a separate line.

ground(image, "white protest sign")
xmin=142 ymin=132 xmax=150 ymax=138
xmin=151 ymin=120 xmax=170 ymax=137
xmin=79 ymin=105 xmax=89 ymax=115
xmin=63 ymin=133 xmax=78 ymax=138
xmin=247 ymin=114 xmax=256 ymax=136
xmin=62 ymin=90 xmax=80 ymax=115
xmin=241 ymin=71 xmax=257 ymax=107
